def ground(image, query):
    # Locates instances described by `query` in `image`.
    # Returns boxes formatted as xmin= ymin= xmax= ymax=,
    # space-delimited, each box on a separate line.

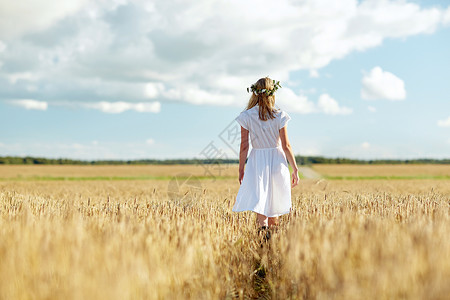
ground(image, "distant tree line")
xmin=294 ymin=156 xmax=449 ymax=165
xmin=0 ymin=156 xmax=448 ymax=165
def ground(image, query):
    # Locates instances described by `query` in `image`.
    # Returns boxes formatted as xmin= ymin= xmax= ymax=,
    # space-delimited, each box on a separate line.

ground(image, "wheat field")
xmin=0 ymin=165 xmax=449 ymax=299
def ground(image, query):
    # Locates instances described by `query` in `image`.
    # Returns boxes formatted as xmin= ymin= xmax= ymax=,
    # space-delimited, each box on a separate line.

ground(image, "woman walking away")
xmin=233 ymin=77 xmax=299 ymax=239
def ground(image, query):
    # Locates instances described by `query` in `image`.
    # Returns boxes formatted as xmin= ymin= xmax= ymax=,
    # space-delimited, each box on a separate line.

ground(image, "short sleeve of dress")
xmin=279 ymin=111 xmax=291 ymax=129
xmin=235 ymin=111 xmax=249 ymax=130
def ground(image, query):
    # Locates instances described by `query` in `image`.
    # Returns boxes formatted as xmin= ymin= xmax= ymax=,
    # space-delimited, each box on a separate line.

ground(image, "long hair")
xmin=246 ymin=77 xmax=278 ymax=121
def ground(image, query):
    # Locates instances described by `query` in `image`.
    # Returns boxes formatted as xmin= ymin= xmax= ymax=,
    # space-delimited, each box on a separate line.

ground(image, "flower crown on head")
xmin=247 ymin=79 xmax=282 ymax=96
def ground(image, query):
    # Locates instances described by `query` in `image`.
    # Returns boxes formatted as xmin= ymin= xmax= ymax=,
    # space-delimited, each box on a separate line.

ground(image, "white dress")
xmin=232 ymin=105 xmax=292 ymax=217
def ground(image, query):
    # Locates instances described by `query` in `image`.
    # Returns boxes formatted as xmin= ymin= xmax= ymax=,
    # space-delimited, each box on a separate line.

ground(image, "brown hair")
xmin=246 ymin=77 xmax=278 ymax=120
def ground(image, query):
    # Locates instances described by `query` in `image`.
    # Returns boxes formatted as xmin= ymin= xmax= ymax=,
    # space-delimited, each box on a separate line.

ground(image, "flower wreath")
xmin=247 ymin=79 xmax=282 ymax=96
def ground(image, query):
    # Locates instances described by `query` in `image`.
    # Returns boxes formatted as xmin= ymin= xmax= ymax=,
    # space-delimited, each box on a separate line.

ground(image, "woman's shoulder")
xmin=239 ymin=108 xmax=252 ymax=117
xmin=274 ymin=109 xmax=291 ymax=125
xmin=241 ymin=106 xmax=258 ymax=116
xmin=274 ymin=108 xmax=288 ymax=117
xmin=278 ymin=106 xmax=290 ymax=114
xmin=236 ymin=107 xmax=254 ymax=122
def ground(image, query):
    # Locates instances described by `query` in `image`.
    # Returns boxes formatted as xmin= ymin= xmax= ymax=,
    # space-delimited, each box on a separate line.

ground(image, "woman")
xmin=233 ymin=77 xmax=299 ymax=233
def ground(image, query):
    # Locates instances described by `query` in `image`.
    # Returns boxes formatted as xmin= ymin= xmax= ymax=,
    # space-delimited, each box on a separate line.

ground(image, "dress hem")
xmin=231 ymin=208 xmax=291 ymax=218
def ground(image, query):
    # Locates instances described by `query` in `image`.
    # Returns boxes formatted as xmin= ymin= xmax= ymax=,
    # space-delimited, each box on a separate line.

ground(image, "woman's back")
xmin=236 ymin=105 xmax=291 ymax=149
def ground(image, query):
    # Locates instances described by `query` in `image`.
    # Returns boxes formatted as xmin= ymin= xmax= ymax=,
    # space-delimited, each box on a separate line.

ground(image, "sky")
xmin=0 ymin=0 xmax=449 ymax=160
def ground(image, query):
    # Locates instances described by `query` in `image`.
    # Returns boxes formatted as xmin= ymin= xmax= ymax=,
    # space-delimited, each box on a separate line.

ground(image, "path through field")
xmin=298 ymin=166 xmax=322 ymax=179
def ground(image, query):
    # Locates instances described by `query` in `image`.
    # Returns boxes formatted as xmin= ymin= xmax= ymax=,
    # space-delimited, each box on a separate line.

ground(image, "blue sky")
xmin=0 ymin=0 xmax=449 ymax=160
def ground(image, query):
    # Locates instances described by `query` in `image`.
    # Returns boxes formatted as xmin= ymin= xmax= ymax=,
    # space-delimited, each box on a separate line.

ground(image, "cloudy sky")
xmin=0 ymin=0 xmax=449 ymax=160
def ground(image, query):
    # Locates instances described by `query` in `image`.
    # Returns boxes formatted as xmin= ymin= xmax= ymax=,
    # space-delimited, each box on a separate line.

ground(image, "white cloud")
xmin=361 ymin=66 xmax=406 ymax=100
xmin=0 ymin=1 xmax=448 ymax=110
xmin=443 ymin=7 xmax=450 ymax=25
xmin=6 ymin=99 xmax=161 ymax=114
xmin=162 ymin=85 xmax=236 ymax=106
xmin=437 ymin=116 xmax=450 ymax=127
xmin=83 ymin=101 xmax=161 ymax=114
xmin=7 ymin=72 xmax=39 ymax=84
xmin=9 ymin=99 xmax=48 ymax=110
xmin=146 ymin=138 xmax=155 ymax=145
xmin=309 ymin=69 xmax=320 ymax=78
xmin=144 ymin=82 xmax=165 ymax=99
xmin=276 ymin=88 xmax=316 ymax=114
xmin=0 ymin=0 xmax=88 ymax=39
xmin=0 ymin=40 xmax=5 ymax=52
xmin=317 ymin=94 xmax=353 ymax=115
xmin=0 ymin=40 xmax=5 ymax=70
xmin=361 ymin=142 xmax=370 ymax=149
xmin=368 ymin=106 xmax=377 ymax=112
xmin=299 ymin=88 xmax=317 ymax=95
xmin=276 ymin=89 xmax=352 ymax=115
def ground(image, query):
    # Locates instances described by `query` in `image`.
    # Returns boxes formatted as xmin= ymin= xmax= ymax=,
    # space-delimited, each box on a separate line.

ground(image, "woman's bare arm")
xmin=238 ymin=126 xmax=249 ymax=184
xmin=280 ymin=126 xmax=299 ymax=187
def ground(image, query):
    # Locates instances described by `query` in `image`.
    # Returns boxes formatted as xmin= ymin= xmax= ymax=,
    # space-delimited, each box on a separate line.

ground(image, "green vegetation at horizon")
xmin=1 ymin=174 xmax=448 ymax=182
xmin=1 ymin=156 xmax=448 ymax=165
xmin=0 ymin=175 xmax=236 ymax=182
xmin=324 ymin=175 xmax=450 ymax=180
